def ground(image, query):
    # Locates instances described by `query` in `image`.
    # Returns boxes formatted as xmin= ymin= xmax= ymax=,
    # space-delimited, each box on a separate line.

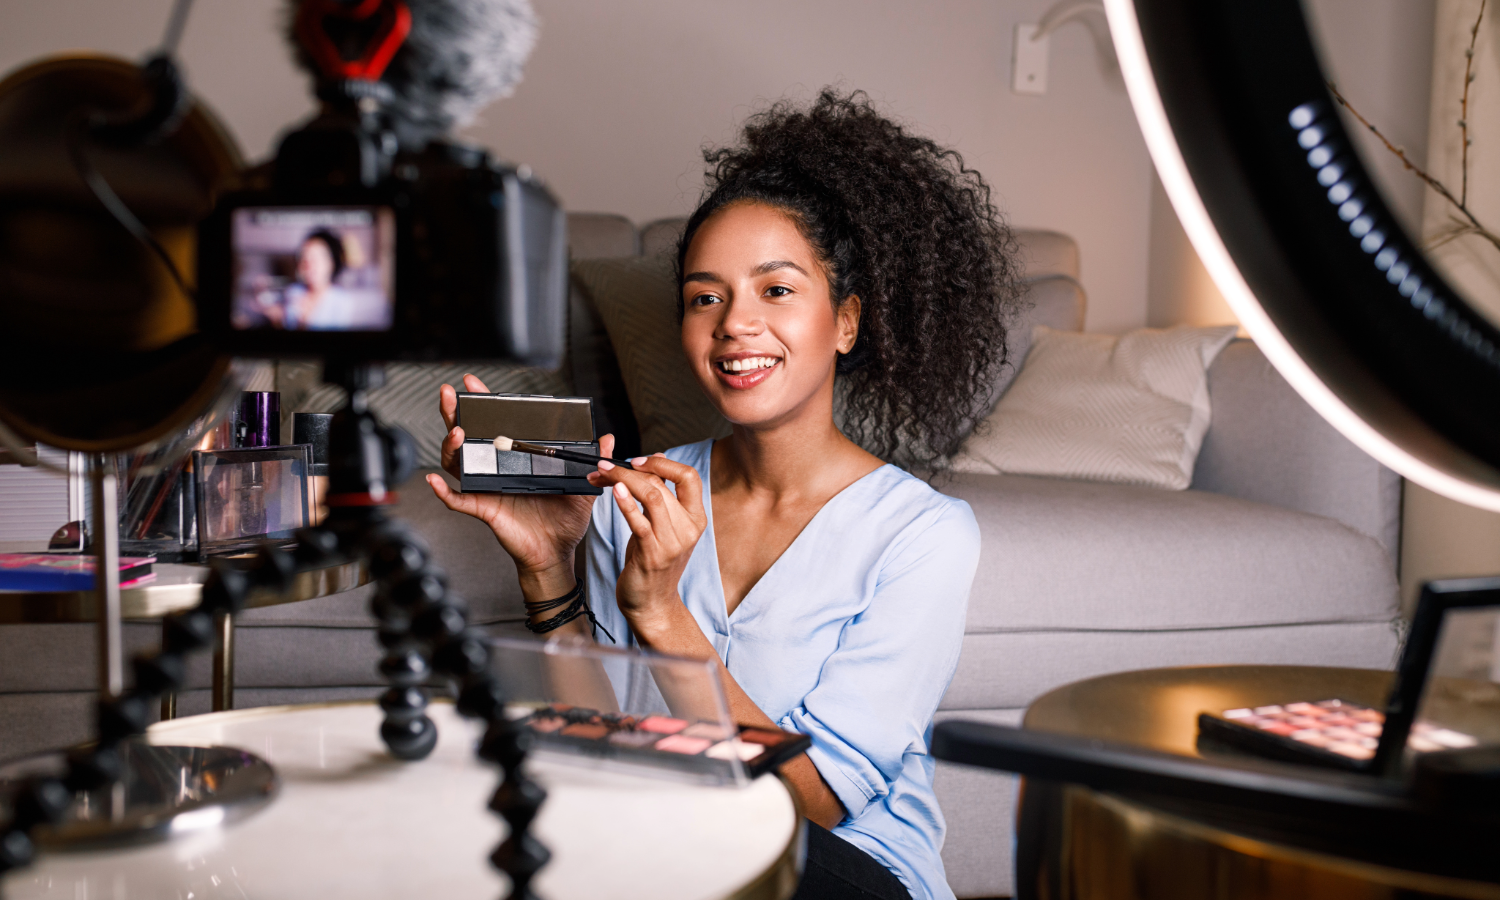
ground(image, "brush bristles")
xmin=492 ymin=435 xmax=514 ymax=452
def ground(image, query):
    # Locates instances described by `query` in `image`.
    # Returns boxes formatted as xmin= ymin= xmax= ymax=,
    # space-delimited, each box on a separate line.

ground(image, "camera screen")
xmin=230 ymin=206 xmax=396 ymax=332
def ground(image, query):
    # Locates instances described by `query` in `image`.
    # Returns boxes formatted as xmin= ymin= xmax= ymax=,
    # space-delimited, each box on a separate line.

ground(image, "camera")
xmin=194 ymin=3 xmax=567 ymax=366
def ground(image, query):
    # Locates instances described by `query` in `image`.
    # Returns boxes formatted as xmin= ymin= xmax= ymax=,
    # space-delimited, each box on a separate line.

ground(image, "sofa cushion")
xmin=235 ymin=468 xmax=528 ymax=629
xmin=568 ymin=212 xmax=639 ymax=260
xmin=958 ymin=325 xmax=1238 ymax=490
xmin=1194 ymin=340 xmax=1401 ymax=554
xmin=0 ymin=688 xmax=381 ymax=761
xmin=932 ymin=708 xmax=1024 ymax=899
xmin=1015 ymin=229 xmax=1079 ymax=281
xmin=287 ymin=362 xmax=569 ymax=470
xmin=640 ymin=217 xmax=685 ymax=259
xmin=570 ymin=255 xmax=731 ymax=453
xmin=942 ymin=620 xmax=1398 ymax=711
xmin=945 ymin=471 xmax=1398 ymax=633
xmin=989 ymin=275 xmax=1087 ymax=405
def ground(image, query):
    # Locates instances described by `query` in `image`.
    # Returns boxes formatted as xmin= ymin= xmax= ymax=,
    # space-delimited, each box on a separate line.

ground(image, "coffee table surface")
xmin=1022 ymin=663 xmax=1393 ymax=754
xmin=0 ymin=702 xmax=802 ymax=900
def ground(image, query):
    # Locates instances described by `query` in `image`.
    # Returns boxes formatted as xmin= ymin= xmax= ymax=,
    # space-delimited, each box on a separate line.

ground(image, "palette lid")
xmin=456 ymin=393 xmax=593 ymax=442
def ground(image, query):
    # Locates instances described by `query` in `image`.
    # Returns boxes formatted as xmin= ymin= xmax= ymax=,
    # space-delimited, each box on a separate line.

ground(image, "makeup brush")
xmin=492 ymin=436 xmax=635 ymax=470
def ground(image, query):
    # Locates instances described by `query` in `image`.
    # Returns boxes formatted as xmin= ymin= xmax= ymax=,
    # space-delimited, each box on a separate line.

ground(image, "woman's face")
xmin=297 ymin=239 xmax=335 ymax=291
xmin=680 ymin=202 xmax=859 ymax=430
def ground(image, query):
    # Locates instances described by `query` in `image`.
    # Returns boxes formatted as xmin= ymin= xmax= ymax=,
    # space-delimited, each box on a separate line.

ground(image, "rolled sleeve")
xmin=779 ymin=500 xmax=979 ymax=824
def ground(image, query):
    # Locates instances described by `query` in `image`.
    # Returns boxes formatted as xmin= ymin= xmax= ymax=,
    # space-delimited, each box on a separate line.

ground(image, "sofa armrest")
xmin=1192 ymin=339 xmax=1401 ymax=556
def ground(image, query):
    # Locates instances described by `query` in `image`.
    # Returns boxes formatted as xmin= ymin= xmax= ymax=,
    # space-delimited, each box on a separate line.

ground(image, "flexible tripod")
xmin=0 ymin=363 xmax=549 ymax=900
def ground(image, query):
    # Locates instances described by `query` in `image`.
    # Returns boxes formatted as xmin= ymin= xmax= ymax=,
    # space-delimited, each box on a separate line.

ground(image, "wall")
xmin=0 ymin=0 xmax=1152 ymax=334
xmin=1400 ymin=0 xmax=1500 ymax=615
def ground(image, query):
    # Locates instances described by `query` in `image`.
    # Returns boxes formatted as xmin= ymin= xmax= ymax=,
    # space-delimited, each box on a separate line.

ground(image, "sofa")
xmin=0 ymin=214 xmax=1400 ymax=899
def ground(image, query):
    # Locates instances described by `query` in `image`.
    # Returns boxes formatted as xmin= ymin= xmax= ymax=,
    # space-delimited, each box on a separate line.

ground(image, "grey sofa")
xmin=0 ymin=214 xmax=1400 ymax=899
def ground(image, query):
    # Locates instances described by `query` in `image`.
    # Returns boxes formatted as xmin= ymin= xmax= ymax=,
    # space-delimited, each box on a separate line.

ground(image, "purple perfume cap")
xmin=236 ymin=391 xmax=281 ymax=448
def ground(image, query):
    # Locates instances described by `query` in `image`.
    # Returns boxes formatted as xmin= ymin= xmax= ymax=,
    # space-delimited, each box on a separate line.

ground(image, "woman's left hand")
xmin=587 ymin=455 xmax=707 ymax=633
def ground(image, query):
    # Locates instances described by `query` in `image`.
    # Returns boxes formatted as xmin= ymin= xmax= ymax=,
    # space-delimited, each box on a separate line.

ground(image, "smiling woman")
xmin=677 ymin=90 xmax=1022 ymax=469
xmin=428 ymin=88 xmax=1018 ymax=900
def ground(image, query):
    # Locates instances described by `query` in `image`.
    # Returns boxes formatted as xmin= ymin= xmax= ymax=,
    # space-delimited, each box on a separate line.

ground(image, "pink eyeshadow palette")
xmin=682 ymin=723 xmax=735 ymax=740
xmin=655 ymin=735 xmax=713 ymax=755
xmin=1200 ymin=698 xmax=1478 ymax=772
xmin=639 ymin=716 xmax=687 ymax=734
xmin=705 ymin=740 xmax=762 ymax=762
xmin=523 ymin=704 xmax=811 ymax=780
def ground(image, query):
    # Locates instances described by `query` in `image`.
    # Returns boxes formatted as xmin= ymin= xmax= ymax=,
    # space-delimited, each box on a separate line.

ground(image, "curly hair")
xmin=677 ymin=89 xmax=1021 ymax=471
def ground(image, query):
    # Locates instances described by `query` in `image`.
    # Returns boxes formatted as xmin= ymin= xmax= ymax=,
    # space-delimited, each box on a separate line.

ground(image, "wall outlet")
xmin=1012 ymin=23 xmax=1049 ymax=95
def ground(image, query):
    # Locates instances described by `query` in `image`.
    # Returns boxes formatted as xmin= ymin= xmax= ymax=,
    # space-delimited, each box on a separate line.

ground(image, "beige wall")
xmin=0 ymin=0 xmax=1153 ymax=334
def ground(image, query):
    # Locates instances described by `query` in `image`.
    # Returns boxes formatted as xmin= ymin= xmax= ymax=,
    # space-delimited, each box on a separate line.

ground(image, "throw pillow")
xmin=570 ymin=256 xmax=731 ymax=454
xmin=954 ymin=324 xmax=1239 ymax=489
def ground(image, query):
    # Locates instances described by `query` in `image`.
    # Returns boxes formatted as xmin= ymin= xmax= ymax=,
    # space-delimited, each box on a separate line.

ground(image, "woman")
xmin=429 ymin=90 xmax=1017 ymax=900
xmin=282 ymin=228 xmax=357 ymax=330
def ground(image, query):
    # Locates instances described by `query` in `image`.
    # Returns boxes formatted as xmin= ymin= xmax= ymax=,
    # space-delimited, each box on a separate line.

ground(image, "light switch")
xmin=1012 ymin=23 xmax=1049 ymax=95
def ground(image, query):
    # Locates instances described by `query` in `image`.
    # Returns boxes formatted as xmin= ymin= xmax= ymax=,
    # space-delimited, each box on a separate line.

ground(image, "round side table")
xmin=0 ymin=702 xmax=803 ymax=900
xmin=1017 ymin=665 xmax=1500 ymax=900
xmin=0 ymin=559 xmax=369 ymax=714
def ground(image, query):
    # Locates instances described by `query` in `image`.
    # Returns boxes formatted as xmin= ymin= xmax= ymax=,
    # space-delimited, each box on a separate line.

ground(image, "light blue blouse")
xmin=586 ymin=439 xmax=979 ymax=900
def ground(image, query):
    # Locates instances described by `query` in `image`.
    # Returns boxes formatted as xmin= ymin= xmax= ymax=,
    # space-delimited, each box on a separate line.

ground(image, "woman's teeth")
xmin=719 ymin=357 xmax=780 ymax=373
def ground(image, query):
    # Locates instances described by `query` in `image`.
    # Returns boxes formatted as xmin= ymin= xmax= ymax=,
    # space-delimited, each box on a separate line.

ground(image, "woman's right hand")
xmin=426 ymin=374 xmax=604 ymax=594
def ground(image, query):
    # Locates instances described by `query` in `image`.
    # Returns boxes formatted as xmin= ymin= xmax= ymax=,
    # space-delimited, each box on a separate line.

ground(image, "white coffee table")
xmin=1 ymin=702 xmax=803 ymax=900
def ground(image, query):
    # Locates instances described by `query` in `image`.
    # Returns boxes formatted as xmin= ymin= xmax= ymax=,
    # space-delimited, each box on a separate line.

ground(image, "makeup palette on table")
xmin=519 ymin=704 xmax=810 ymax=781
xmin=489 ymin=635 xmax=811 ymax=786
xmin=1198 ymin=699 xmax=1479 ymax=771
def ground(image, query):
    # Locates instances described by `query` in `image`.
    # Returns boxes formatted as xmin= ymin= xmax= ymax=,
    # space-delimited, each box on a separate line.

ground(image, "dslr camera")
xmin=195 ymin=0 xmax=567 ymax=366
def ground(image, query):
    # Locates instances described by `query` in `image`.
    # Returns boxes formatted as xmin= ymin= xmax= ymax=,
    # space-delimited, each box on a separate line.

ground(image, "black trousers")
xmin=791 ymin=820 xmax=912 ymax=900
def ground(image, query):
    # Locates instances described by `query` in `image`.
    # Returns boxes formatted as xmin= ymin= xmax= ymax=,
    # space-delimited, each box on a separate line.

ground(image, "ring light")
xmin=1105 ymin=0 xmax=1500 ymax=510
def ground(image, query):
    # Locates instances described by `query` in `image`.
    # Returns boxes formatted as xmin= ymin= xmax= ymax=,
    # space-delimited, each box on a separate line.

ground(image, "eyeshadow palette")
xmin=520 ymin=705 xmax=811 ymax=781
xmin=1197 ymin=699 xmax=1478 ymax=771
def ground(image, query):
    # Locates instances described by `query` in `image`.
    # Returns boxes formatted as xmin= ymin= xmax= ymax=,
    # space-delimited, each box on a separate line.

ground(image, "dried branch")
xmin=1462 ymin=0 xmax=1487 ymax=205
xmin=1327 ymin=80 xmax=1486 ymax=235
xmin=1323 ymin=0 xmax=1497 ymax=260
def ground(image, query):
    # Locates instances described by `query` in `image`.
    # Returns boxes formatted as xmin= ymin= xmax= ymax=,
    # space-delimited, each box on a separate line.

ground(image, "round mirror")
xmin=1107 ymin=0 xmax=1500 ymax=510
xmin=0 ymin=54 xmax=243 ymax=453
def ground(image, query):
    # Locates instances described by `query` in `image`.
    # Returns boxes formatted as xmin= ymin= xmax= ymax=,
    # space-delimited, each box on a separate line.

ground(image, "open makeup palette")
xmin=1198 ymin=588 xmax=1500 ymax=775
xmin=520 ymin=704 xmax=809 ymax=781
xmin=490 ymin=635 xmax=811 ymax=786
xmin=1199 ymin=699 xmax=1477 ymax=770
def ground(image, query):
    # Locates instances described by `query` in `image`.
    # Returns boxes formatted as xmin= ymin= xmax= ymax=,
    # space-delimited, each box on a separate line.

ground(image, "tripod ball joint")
xmin=368 ymin=525 xmax=430 ymax=581
xmin=162 ymin=608 xmax=215 ymax=654
xmin=0 ymin=826 xmax=35 ymax=874
xmin=198 ymin=564 xmax=251 ymax=615
xmin=380 ymin=713 xmax=438 ymax=760
xmin=248 ymin=545 xmax=298 ymax=594
xmin=131 ymin=649 xmax=187 ymax=695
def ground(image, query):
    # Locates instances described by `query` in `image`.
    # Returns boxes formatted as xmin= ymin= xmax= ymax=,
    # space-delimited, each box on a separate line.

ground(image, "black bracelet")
xmin=524 ymin=583 xmax=613 ymax=643
xmin=524 ymin=582 xmax=582 ymax=617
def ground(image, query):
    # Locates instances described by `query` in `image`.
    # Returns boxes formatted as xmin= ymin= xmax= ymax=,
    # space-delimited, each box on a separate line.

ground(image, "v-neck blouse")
xmin=586 ymin=440 xmax=980 ymax=900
